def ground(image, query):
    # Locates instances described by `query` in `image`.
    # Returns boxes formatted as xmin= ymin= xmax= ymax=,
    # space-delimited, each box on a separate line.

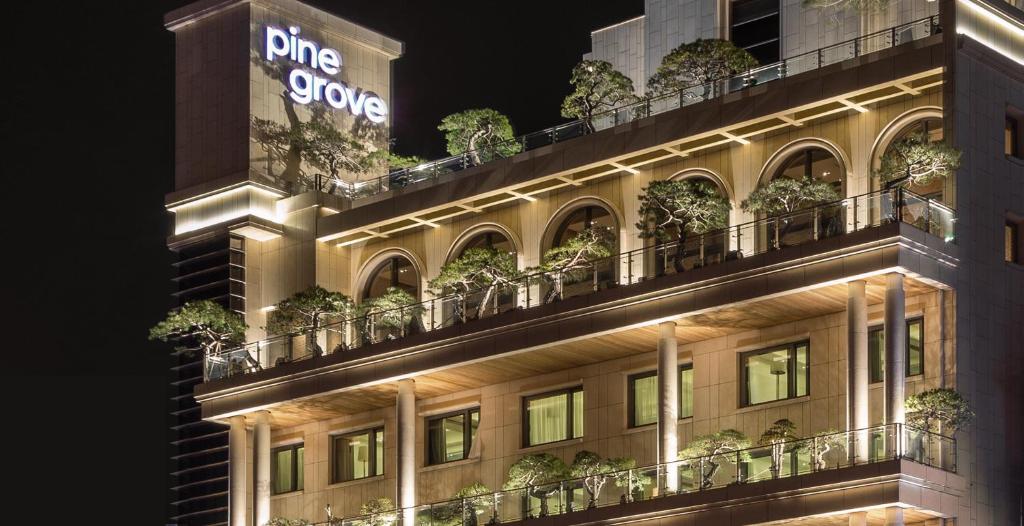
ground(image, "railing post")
xmin=891 ymin=26 xmax=897 ymax=47
xmin=924 ymin=196 xmax=932 ymax=234
xmin=853 ymin=37 xmax=860 ymax=57
xmin=853 ymin=196 xmax=859 ymax=231
xmin=773 ymin=219 xmax=781 ymax=249
xmin=817 ymin=48 xmax=822 ymax=68
xmin=627 ymin=251 xmax=633 ymax=285
xmin=698 ymin=234 xmax=705 ymax=267
xmin=813 ymin=206 xmax=820 ymax=240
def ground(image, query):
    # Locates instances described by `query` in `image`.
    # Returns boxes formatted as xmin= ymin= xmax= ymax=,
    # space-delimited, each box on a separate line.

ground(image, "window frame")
xmin=868 ymin=317 xmax=926 ymax=383
xmin=1007 ymin=108 xmax=1023 ymax=159
xmin=1007 ymin=220 xmax=1021 ymax=264
xmin=522 ymin=386 xmax=583 ymax=447
xmin=425 ymin=407 xmax=480 ymax=466
xmin=626 ymin=364 xmax=695 ymax=428
xmin=330 ymin=426 xmax=384 ymax=484
xmin=739 ymin=340 xmax=810 ymax=408
xmin=270 ymin=442 xmax=304 ymax=495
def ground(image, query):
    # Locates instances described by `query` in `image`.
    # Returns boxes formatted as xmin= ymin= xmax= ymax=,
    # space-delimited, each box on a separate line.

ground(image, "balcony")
xmin=297 ymin=424 xmax=957 ymax=526
xmin=204 ymin=188 xmax=955 ymax=384
xmin=308 ymin=16 xmax=940 ymax=203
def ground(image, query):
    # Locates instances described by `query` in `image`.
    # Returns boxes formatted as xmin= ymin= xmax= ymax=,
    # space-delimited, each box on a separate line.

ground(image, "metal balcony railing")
xmin=306 ymin=15 xmax=939 ymax=201
xmin=296 ymin=424 xmax=953 ymax=526
xmin=204 ymin=188 xmax=954 ymax=382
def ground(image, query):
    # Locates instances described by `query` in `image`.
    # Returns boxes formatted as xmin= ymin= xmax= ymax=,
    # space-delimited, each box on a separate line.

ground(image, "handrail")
xmin=204 ymin=187 xmax=955 ymax=382
xmin=310 ymin=15 xmax=940 ymax=201
xmin=293 ymin=423 xmax=953 ymax=526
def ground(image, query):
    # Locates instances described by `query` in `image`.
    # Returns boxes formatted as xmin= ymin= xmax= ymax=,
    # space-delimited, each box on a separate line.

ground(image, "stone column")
xmin=254 ymin=411 xmax=271 ymax=526
xmin=847 ymin=280 xmax=870 ymax=463
xmin=885 ymin=506 xmax=905 ymax=526
xmin=849 ymin=511 xmax=868 ymax=526
xmin=397 ymin=379 xmax=416 ymax=524
xmin=884 ymin=273 xmax=906 ymax=427
xmin=657 ymin=321 xmax=679 ymax=493
xmin=229 ymin=415 xmax=248 ymax=526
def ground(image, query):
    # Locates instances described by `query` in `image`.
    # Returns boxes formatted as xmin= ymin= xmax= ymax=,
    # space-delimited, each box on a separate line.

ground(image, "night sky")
xmin=3 ymin=1 xmax=644 ymax=522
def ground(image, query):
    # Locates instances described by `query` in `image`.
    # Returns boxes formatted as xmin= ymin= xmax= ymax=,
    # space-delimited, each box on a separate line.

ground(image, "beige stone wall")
xmin=266 ymin=290 xmax=951 ymax=522
xmin=317 ymin=92 xmax=943 ymax=305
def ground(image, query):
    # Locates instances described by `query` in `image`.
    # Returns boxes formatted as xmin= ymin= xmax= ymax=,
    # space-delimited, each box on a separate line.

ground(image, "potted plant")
xmin=534 ymin=227 xmax=615 ymax=303
xmin=905 ymin=388 xmax=974 ymax=465
xmin=741 ymin=176 xmax=839 ymax=248
xmin=646 ymin=39 xmax=758 ymax=98
xmin=561 ymin=60 xmax=637 ymax=133
xmin=354 ymin=497 xmax=398 ymax=526
xmin=149 ymin=300 xmax=250 ymax=375
xmin=876 ymin=132 xmax=961 ymax=226
xmin=266 ymin=285 xmax=353 ymax=357
xmin=806 ymin=429 xmax=846 ymax=471
xmin=429 ymin=248 xmax=523 ymax=323
xmin=608 ymin=458 xmax=650 ymax=503
xmin=637 ymin=179 xmax=731 ymax=273
xmin=357 ymin=287 xmax=424 ymax=344
xmin=503 ymin=453 xmax=569 ymax=518
xmin=679 ymin=429 xmax=751 ymax=489
xmin=438 ymin=109 xmax=522 ymax=165
xmin=758 ymin=419 xmax=799 ymax=479
xmin=568 ymin=451 xmax=637 ymax=509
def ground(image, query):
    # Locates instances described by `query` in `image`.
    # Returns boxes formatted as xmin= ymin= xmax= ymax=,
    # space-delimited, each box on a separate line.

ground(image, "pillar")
xmin=254 ymin=411 xmax=271 ymax=526
xmin=657 ymin=321 xmax=679 ymax=492
xmin=397 ymin=379 xmax=416 ymax=523
xmin=847 ymin=280 xmax=870 ymax=462
xmin=229 ymin=415 xmax=248 ymax=526
xmin=885 ymin=507 xmax=905 ymax=526
xmin=884 ymin=273 xmax=906 ymax=426
xmin=849 ymin=511 xmax=868 ymax=526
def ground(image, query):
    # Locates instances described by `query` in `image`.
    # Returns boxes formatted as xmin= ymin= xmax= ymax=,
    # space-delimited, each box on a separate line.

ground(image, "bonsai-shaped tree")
xmin=535 ymin=227 xmax=615 ymax=303
xmin=758 ymin=419 xmax=799 ymax=479
xmin=454 ymin=482 xmax=494 ymax=526
xmin=647 ymin=39 xmax=758 ymax=97
xmin=150 ymin=300 xmax=250 ymax=373
xmin=608 ymin=457 xmax=651 ymax=503
xmin=561 ymin=60 xmax=638 ymax=133
xmin=503 ymin=453 xmax=570 ymax=517
xmin=568 ymin=451 xmax=637 ymax=509
xmin=438 ymin=109 xmax=522 ymax=165
xmin=637 ymin=179 xmax=731 ymax=272
xmin=805 ymin=429 xmax=846 ymax=471
xmin=355 ymin=497 xmax=397 ymax=526
xmin=428 ymin=248 xmax=523 ymax=323
xmin=906 ymin=388 xmax=975 ymax=435
xmin=358 ymin=287 xmax=424 ymax=344
xmin=877 ymin=132 xmax=961 ymax=190
xmin=741 ymin=177 xmax=839 ymax=247
xmin=297 ymin=117 xmax=373 ymax=187
xmin=679 ymin=429 xmax=751 ymax=489
xmin=267 ymin=518 xmax=313 ymax=526
xmin=266 ymin=285 xmax=354 ymax=357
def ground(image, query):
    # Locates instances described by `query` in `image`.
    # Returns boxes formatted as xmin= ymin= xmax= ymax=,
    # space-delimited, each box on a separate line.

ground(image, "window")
xmin=362 ymin=256 xmax=418 ymax=301
xmin=740 ymin=341 xmax=809 ymax=406
xmin=331 ymin=427 xmax=384 ymax=483
xmin=1007 ymin=220 xmax=1021 ymax=264
xmin=1007 ymin=108 xmax=1022 ymax=158
xmin=523 ymin=387 xmax=583 ymax=446
xmin=427 ymin=408 xmax=480 ymax=465
xmin=627 ymin=364 xmax=694 ymax=428
xmin=730 ymin=0 xmax=780 ymax=65
xmin=271 ymin=443 xmax=304 ymax=494
xmin=868 ymin=318 xmax=925 ymax=383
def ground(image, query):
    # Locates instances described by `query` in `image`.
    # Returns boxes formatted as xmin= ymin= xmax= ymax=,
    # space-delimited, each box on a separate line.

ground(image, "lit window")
xmin=271 ymin=443 xmax=304 ymax=494
xmin=1007 ymin=112 xmax=1022 ymax=158
xmin=627 ymin=364 xmax=694 ymax=428
xmin=1007 ymin=221 xmax=1020 ymax=264
xmin=741 ymin=341 xmax=809 ymax=406
xmin=523 ymin=387 xmax=583 ymax=446
xmin=427 ymin=408 xmax=479 ymax=465
xmin=331 ymin=427 xmax=384 ymax=483
xmin=868 ymin=318 xmax=925 ymax=383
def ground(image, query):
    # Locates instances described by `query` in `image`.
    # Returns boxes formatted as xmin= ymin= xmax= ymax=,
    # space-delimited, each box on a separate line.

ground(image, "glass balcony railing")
xmin=204 ymin=188 xmax=954 ymax=382
xmin=311 ymin=15 xmax=940 ymax=201
xmin=295 ymin=424 xmax=953 ymax=526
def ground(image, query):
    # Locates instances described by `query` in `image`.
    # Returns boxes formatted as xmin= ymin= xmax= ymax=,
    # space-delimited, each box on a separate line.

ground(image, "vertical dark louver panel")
xmin=731 ymin=0 xmax=781 ymax=65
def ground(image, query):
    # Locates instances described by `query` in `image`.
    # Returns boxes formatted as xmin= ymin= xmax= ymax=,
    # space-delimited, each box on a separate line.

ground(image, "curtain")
xmin=528 ymin=393 xmax=568 ymax=445
xmin=633 ymin=376 xmax=657 ymax=426
xmin=680 ymin=368 xmax=694 ymax=418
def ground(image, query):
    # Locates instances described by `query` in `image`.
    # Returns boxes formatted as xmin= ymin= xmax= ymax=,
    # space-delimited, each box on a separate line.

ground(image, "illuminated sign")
xmin=265 ymin=26 xmax=388 ymax=123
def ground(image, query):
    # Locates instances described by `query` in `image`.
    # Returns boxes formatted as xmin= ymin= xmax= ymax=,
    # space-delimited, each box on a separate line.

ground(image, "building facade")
xmin=162 ymin=0 xmax=1024 ymax=525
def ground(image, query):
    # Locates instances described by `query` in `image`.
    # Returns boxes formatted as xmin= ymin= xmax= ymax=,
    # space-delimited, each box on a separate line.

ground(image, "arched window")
xmin=881 ymin=117 xmax=945 ymax=200
xmin=759 ymin=145 xmax=847 ymax=248
xmin=454 ymin=230 xmax=515 ymax=259
xmin=362 ymin=255 xmax=419 ymax=301
xmin=543 ymin=203 xmax=618 ymax=300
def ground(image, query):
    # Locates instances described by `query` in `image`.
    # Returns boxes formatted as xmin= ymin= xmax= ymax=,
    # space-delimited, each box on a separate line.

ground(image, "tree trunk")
xmin=673 ymin=230 xmax=688 ymax=272
xmin=476 ymin=286 xmax=495 ymax=319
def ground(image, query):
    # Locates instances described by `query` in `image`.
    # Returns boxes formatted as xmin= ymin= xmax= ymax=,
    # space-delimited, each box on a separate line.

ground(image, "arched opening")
xmin=443 ymin=227 xmax=519 ymax=321
xmin=755 ymin=143 xmax=848 ymax=249
xmin=650 ymin=173 xmax=733 ymax=275
xmin=874 ymin=116 xmax=945 ymax=201
xmin=541 ymin=202 xmax=619 ymax=301
xmin=361 ymin=255 xmax=420 ymax=302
